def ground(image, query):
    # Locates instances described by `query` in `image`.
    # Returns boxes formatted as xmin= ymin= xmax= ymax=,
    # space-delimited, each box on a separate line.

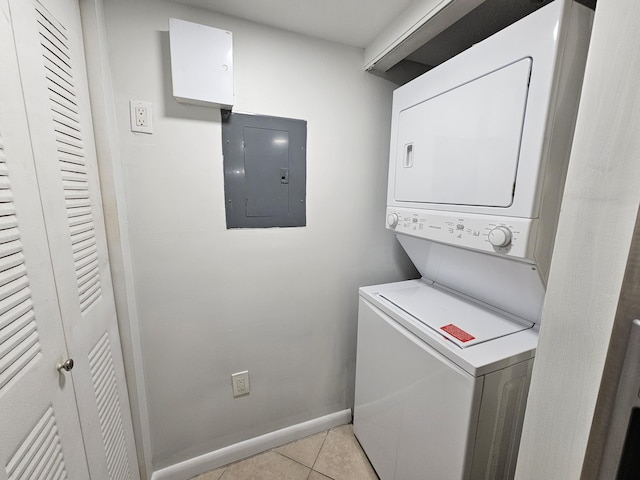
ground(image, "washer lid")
xmin=380 ymin=283 xmax=533 ymax=348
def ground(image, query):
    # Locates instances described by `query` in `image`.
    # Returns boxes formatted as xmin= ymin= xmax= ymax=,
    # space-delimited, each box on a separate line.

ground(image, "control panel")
xmin=386 ymin=207 xmax=537 ymax=260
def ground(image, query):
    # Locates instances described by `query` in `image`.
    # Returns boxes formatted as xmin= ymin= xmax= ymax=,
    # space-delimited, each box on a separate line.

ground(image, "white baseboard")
xmin=151 ymin=409 xmax=352 ymax=480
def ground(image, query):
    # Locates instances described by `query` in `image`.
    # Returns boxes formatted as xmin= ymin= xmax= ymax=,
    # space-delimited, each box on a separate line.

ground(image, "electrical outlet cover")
xmin=231 ymin=370 xmax=249 ymax=397
xmin=130 ymin=100 xmax=153 ymax=134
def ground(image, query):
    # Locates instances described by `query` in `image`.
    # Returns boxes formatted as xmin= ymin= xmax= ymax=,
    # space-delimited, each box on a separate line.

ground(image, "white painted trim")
xmin=363 ymin=0 xmax=483 ymax=71
xmin=78 ymin=0 xmax=153 ymax=478
xmin=151 ymin=409 xmax=352 ymax=480
xmin=515 ymin=1 xmax=640 ymax=478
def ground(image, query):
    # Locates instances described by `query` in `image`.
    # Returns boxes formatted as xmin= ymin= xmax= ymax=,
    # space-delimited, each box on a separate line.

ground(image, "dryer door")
xmin=393 ymin=58 xmax=531 ymax=208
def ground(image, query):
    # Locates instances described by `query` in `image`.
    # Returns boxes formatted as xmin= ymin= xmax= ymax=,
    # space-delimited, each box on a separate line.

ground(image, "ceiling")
xmin=175 ymin=0 xmax=597 ymax=85
xmin=175 ymin=0 xmax=415 ymax=48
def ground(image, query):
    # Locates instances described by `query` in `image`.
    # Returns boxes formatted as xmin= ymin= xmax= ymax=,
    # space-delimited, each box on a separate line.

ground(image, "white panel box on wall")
xmin=169 ymin=18 xmax=233 ymax=109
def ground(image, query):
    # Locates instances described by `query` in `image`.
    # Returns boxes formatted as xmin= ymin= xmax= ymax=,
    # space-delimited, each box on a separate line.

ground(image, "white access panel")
xmin=394 ymin=58 xmax=531 ymax=207
xmin=169 ymin=18 xmax=233 ymax=109
xmin=354 ymin=297 xmax=483 ymax=480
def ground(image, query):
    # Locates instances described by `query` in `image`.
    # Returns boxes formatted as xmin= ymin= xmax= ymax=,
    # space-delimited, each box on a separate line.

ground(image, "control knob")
xmin=488 ymin=226 xmax=512 ymax=247
xmin=387 ymin=213 xmax=399 ymax=227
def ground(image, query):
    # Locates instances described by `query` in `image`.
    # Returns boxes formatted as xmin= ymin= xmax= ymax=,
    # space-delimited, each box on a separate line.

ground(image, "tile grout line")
xmin=273 ymin=450 xmax=311 ymax=471
xmin=311 ymin=430 xmax=329 ymax=471
xmin=273 ymin=431 xmax=334 ymax=479
xmin=195 ymin=427 xmax=352 ymax=480
xmin=310 ymin=428 xmax=333 ymax=479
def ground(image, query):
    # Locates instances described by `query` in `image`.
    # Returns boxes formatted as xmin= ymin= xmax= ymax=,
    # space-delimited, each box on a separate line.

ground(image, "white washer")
xmin=354 ymin=280 xmax=536 ymax=480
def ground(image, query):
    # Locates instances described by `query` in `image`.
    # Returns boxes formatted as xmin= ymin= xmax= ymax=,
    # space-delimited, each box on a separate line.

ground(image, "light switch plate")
xmin=130 ymin=100 xmax=153 ymax=134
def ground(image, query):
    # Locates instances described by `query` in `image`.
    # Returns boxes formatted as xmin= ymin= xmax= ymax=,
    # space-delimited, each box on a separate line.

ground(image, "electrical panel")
xmin=223 ymin=113 xmax=306 ymax=228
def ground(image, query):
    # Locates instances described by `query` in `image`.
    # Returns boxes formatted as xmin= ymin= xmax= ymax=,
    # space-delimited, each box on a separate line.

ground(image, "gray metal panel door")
xmin=244 ymin=127 xmax=289 ymax=218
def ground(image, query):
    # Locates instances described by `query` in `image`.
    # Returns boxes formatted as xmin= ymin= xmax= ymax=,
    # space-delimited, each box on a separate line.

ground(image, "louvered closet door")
xmin=0 ymin=2 xmax=90 ymax=478
xmin=9 ymin=0 xmax=139 ymax=478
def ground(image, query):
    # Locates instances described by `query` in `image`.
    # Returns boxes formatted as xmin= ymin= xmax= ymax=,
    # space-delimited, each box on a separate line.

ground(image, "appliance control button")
xmin=488 ymin=226 xmax=513 ymax=247
xmin=387 ymin=213 xmax=399 ymax=227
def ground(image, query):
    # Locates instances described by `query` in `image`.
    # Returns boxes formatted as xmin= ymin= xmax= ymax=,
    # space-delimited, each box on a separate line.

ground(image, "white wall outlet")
xmin=130 ymin=100 xmax=153 ymax=134
xmin=231 ymin=370 xmax=250 ymax=397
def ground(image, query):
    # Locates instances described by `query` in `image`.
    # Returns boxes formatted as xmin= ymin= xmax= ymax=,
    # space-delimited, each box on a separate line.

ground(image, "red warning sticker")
xmin=441 ymin=324 xmax=475 ymax=343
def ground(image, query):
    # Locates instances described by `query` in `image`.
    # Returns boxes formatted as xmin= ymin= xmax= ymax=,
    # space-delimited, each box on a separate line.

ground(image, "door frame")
xmin=77 ymin=1 xmax=152 ymax=478
xmin=514 ymin=1 xmax=640 ymax=479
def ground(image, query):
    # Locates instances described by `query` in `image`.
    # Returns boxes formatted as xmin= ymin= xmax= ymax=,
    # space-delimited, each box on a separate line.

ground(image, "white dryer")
xmin=353 ymin=1 xmax=594 ymax=479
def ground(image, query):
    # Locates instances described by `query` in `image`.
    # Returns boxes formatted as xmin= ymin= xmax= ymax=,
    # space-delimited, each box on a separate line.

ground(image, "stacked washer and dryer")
xmin=353 ymin=1 xmax=594 ymax=479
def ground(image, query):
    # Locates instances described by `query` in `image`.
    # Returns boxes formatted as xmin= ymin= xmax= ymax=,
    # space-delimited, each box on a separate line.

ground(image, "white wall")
xmin=515 ymin=1 xmax=640 ymax=478
xmin=103 ymin=0 xmax=416 ymax=472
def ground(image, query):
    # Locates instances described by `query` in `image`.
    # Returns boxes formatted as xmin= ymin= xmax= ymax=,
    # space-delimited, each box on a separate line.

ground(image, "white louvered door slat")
xmin=0 ymin=1 xmax=90 ymax=478
xmin=6 ymin=0 xmax=140 ymax=478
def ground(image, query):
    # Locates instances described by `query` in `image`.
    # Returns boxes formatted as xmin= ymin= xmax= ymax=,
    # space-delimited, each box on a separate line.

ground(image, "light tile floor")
xmin=192 ymin=425 xmax=379 ymax=480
